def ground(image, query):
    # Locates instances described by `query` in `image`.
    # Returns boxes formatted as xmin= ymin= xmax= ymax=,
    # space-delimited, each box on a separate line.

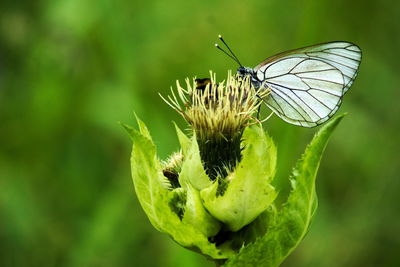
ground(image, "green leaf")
xmin=201 ymin=126 xmax=277 ymax=232
xmin=174 ymin=122 xmax=191 ymax=157
xmin=180 ymin=133 xmax=214 ymax=191
xmin=129 ymin=127 xmax=175 ymax=231
xmin=121 ymin=114 xmax=151 ymax=140
xmin=125 ymin=119 xmax=228 ymax=259
xmin=182 ymin=184 xmax=221 ymax=238
xmin=178 ymin=131 xmax=221 ymax=237
xmin=223 ymin=114 xmax=345 ymax=267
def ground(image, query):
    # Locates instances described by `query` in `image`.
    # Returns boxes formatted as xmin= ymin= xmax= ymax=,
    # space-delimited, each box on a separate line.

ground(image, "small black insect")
xmin=195 ymin=78 xmax=212 ymax=91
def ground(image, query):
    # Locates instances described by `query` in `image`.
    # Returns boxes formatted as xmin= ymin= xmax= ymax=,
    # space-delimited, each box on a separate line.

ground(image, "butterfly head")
xmin=237 ymin=67 xmax=255 ymax=78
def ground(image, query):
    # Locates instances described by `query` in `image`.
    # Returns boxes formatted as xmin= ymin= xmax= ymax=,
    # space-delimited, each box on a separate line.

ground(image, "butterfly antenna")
xmin=218 ymin=34 xmax=243 ymax=67
xmin=215 ymin=44 xmax=241 ymax=66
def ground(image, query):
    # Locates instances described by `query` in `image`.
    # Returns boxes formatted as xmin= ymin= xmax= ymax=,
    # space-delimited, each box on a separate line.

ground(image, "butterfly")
xmin=215 ymin=35 xmax=362 ymax=127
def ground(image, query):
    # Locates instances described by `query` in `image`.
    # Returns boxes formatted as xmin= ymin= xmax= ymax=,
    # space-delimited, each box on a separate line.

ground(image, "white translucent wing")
xmin=255 ymin=42 xmax=361 ymax=127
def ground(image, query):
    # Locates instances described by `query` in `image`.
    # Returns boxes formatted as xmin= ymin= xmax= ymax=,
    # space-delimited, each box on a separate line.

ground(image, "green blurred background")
xmin=1 ymin=0 xmax=399 ymax=266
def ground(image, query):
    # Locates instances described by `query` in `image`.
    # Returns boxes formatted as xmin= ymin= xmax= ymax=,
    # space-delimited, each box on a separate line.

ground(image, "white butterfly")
xmin=217 ymin=37 xmax=362 ymax=127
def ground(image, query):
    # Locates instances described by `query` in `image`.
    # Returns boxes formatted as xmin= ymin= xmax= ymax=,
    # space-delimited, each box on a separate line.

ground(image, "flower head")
xmin=161 ymin=71 xmax=270 ymax=179
xmin=162 ymin=71 xmax=268 ymax=141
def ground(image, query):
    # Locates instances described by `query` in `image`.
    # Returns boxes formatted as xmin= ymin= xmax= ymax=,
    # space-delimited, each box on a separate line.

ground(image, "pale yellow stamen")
xmin=160 ymin=71 xmax=270 ymax=141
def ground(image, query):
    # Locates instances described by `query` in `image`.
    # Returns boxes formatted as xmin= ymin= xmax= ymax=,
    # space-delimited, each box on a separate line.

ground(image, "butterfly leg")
xmin=255 ymin=94 xmax=263 ymax=119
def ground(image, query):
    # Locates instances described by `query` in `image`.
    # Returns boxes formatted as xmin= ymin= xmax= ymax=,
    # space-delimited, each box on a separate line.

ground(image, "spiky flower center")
xmin=162 ymin=71 xmax=270 ymax=179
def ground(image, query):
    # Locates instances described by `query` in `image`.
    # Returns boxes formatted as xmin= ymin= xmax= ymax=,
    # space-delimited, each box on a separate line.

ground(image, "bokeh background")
xmin=1 ymin=0 xmax=399 ymax=266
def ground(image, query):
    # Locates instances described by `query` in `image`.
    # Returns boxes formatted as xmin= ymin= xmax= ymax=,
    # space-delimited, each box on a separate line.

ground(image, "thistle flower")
xmin=123 ymin=71 xmax=345 ymax=267
xmin=161 ymin=71 xmax=269 ymax=179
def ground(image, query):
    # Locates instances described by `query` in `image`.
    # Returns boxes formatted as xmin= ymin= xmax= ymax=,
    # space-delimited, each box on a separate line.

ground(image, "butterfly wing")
xmin=255 ymin=42 xmax=361 ymax=127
